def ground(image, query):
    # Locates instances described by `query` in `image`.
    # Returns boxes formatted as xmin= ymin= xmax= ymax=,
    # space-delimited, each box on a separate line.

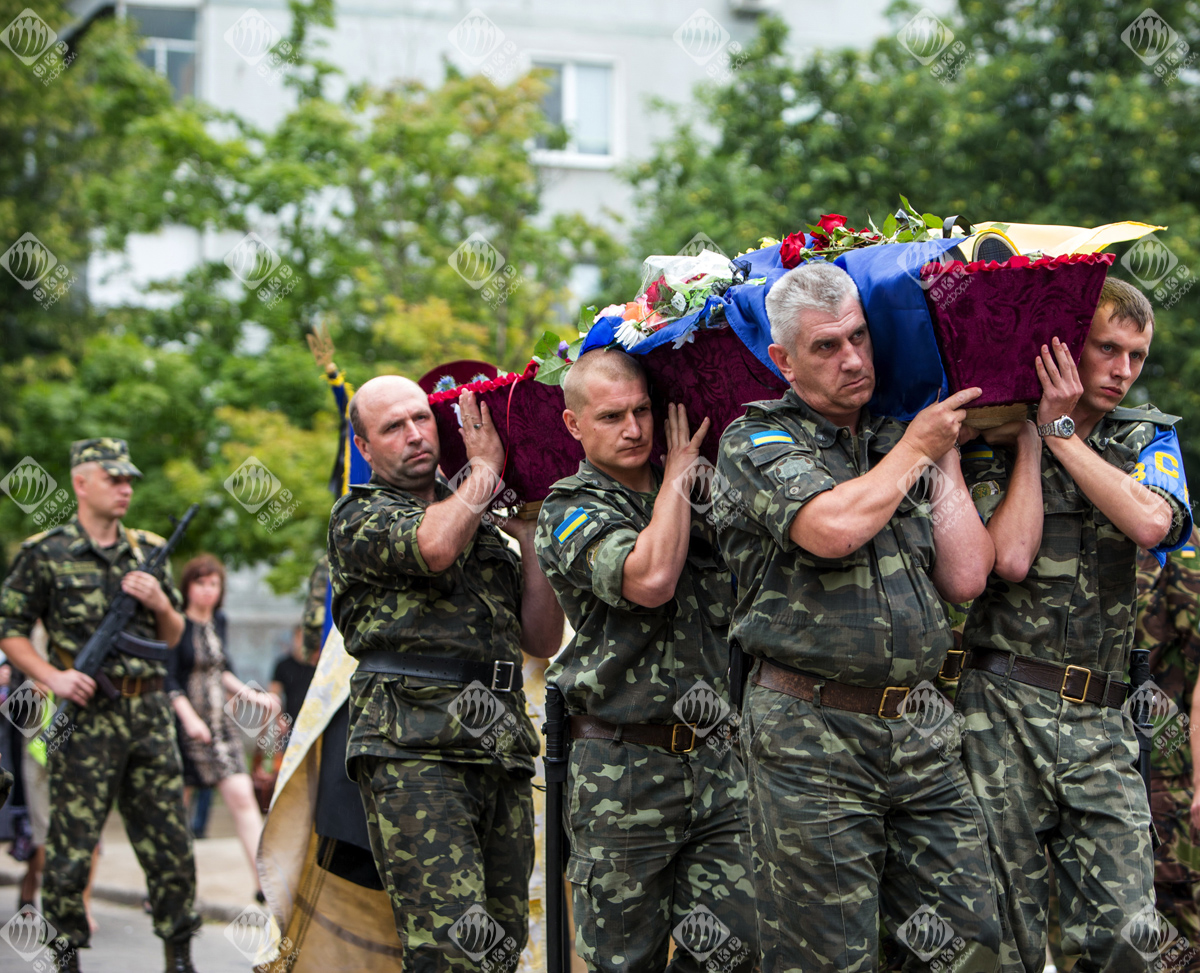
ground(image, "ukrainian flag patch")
xmin=1182 ymin=545 xmax=1196 ymax=559
xmin=962 ymin=445 xmax=994 ymax=462
xmin=750 ymin=430 xmax=795 ymax=448
xmin=554 ymin=507 xmax=589 ymax=544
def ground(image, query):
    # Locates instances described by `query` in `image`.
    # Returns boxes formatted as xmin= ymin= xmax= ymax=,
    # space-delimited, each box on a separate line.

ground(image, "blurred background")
xmin=1 ymin=0 xmax=1198 ymax=680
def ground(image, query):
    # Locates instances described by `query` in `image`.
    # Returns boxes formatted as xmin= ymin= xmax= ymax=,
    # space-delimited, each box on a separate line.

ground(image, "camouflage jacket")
xmin=715 ymin=390 xmax=954 ymax=687
xmin=1136 ymin=546 xmax=1200 ymax=780
xmin=535 ymin=460 xmax=735 ymax=727
xmin=327 ymin=473 xmax=537 ymax=773
xmin=962 ymin=405 xmax=1188 ymax=674
xmin=0 ymin=516 xmax=181 ymax=679
xmin=301 ymin=554 xmax=329 ymax=661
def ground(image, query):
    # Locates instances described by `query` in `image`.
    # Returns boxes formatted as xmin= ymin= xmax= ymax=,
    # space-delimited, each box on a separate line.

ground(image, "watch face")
xmin=1060 ymin=417 xmax=1075 ymax=437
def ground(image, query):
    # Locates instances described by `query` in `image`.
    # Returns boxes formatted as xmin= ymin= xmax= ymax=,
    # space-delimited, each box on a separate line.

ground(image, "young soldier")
xmin=535 ymin=349 xmax=757 ymax=972
xmin=958 ymin=277 xmax=1191 ymax=971
xmin=716 ymin=261 xmax=1001 ymax=972
xmin=0 ymin=439 xmax=201 ymax=973
xmin=327 ymin=376 xmax=563 ymax=972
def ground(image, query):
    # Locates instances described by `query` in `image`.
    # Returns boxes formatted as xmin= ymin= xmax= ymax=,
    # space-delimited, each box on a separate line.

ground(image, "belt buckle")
xmin=879 ymin=686 xmax=909 ymax=719
xmin=938 ymin=649 xmax=965 ymax=682
xmin=491 ymin=660 xmax=516 ymax=693
xmin=121 ymin=676 xmax=140 ymax=697
xmin=670 ymin=724 xmax=696 ymax=754
xmin=1060 ymin=665 xmax=1092 ymax=704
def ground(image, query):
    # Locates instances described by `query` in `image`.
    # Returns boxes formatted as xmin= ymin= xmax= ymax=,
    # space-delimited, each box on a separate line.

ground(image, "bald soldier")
xmin=327 ymin=375 xmax=564 ymax=971
xmin=535 ymin=349 xmax=757 ymax=971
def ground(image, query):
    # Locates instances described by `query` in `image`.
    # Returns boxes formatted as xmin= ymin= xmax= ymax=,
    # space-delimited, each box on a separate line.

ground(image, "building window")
xmin=533 ymin=60 xmax=613 ymax=158
xmin=126 ymin=4 xmax=196 ymax=99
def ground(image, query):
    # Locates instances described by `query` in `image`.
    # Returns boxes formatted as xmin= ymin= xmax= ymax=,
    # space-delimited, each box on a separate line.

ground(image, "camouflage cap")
xmin=69 ymin=438 xmax=143 ymax=478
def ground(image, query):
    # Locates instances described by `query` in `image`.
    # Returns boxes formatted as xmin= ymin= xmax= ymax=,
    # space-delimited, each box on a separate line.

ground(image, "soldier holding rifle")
xmin=0 ymin=439 xmax=201 ymax=973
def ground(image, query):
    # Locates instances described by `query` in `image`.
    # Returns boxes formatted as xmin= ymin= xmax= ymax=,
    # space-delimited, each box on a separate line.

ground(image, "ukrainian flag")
xmin=555 ymin=507 xmax=589 ymax=543
xmin=750 ymin=430 xmax=794 ymax=448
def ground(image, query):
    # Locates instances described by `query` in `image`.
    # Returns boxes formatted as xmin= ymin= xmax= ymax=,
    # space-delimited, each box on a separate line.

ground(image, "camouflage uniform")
xmin=535 ymin=460 xmax=757 ymax=972
xmin=328 ymin=473 xmax=537 ymax=972
xmin=302 ymin=554 xmax=329 ymax=661
xmin=959 ymin=406 xmax=1190 ymax=973
xmin=0 ymin=441 xmax=199 ymax=953
xmin=1136 ymin=546 xmax=1200 ymax=970
xmin=716 ymin=390 xmax=1001 ymax=973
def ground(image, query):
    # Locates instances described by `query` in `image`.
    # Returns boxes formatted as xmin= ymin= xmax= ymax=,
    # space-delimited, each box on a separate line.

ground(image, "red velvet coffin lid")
xmin=922 ymin=251 xmax=1114 ymax=408
xmin=428 ymin=327 xmax=787 ymax=504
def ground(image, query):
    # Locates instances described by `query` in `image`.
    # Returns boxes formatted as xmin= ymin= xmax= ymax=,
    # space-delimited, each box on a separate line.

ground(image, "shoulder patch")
xmin=21 ymin=527 xmax=61 ymax=548
xmin=750 ymin=430 xmax=795 ymax=448
xmin=133 ymin=529 xmax=167 ymax=546
xmin=554 ymin=507 xmax=590 ymax=544
xmin=1179 ymin=544 xmax=1196 ymax=559
xmin=962 ymin=445 xmax=994 ymax=462
xmin=971 ymin=481 xmax=1000 ymax=502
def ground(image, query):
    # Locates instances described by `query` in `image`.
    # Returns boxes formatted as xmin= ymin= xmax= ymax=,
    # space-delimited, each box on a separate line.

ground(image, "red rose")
xmin=644 ymin=279 xmax=662 ymax=304
xmin=780 ymin=232 xmax=806 ymax=268
xmin=817 ymin=213 xmax=848 ymax=233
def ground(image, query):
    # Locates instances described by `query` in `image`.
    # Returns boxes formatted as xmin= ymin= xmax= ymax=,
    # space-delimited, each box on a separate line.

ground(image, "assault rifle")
xmin=1128 ymin=646 xmax=1159 ymax=848
xmin=42 ymin=503 xmax=199 ymax=744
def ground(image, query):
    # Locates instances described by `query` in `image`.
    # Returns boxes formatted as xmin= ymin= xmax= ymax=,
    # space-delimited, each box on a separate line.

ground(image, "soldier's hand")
xmin=184 ymin=715 xmax=213 ymax=745
xmin=1035 ymin=337 xmax=1083 ymax=426
xmin=981 ymin=419 xmax=1038 ymax=449
xmin=662 ymin=403 xmax=712 ymax=493
xmin=902 ymin=388 xmax=982 ymax=460
xmin=458 ymin=389 xmax=505 ymax=481
xmin=122 ymin=570 xmax=170 ymax=614
xmin=48 ymin=668 xmax=96 ymax=707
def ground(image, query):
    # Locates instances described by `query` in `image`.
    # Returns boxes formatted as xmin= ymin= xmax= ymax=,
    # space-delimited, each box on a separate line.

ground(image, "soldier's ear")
xmin=768 ymin=343 xmax=795 ymax=384
xmin=562 ymin=409 xmax=583 ymax=442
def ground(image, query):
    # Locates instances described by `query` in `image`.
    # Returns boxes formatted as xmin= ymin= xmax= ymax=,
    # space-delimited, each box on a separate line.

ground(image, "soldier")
xmin=0 ymin=439 xmax=202 ymax=973
xmin=327 ymin=375 xmax=564 ymax=972
xmin=535 ymin=349 xmax=757 ymax=971
xmin=716 ymin=261 xmax=1001 ymax=972
xmin=1135 ymin=536 xmax=1200 ymax=971
xmin=957 ymin=277 xmax=1191 ymax=972
xmin=300 ymin=554 xmax=329 ymax=661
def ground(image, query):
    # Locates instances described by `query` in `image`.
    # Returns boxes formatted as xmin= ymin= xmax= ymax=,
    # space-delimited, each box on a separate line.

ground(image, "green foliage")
xmin=629 ymin=1 xmax=1200 ymax=471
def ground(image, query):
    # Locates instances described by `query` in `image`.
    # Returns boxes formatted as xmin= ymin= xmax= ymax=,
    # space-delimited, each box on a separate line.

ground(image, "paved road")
xmin=2 ymin=899 xmax=255 ymax=972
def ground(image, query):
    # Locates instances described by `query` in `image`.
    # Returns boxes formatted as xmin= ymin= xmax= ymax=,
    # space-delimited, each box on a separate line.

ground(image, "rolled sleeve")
xmin=536 ymin=495 xmax=644 ymax=611
xmin=335 ymin=502 xmax=432 ymax=583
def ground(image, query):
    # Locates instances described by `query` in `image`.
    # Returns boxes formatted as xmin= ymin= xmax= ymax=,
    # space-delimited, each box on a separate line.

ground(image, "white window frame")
xmin=117 ymin=1 xmax=199 ymax=99
xmin=525 ymin=53 xmax=623 ymax=170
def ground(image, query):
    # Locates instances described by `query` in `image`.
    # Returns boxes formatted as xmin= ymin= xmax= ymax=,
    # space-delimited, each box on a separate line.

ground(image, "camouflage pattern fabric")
xmin=0 ymin=515 xmax=197 ymax=949
xmin=68 ymin=436 xmax=142 ymax=477
xmin=0 ymin=516 xmax=182 ymax=679
xmin=714 ymin=390 xmax=955 ymax=686
xmin=743 ymin=661 xmax=1000 ymax=972
xmin=534 ymin=461 xmax=756 ymax=970
xmin=354 ymin=755 xmax=533 ymax=973
xmin=1137 ymin=547 xmax=1200 ymax=969
xmin=956 ymin=409 xmax=1189 ymax=973
xmin=328 ymin=473 xmax=538 ymax=774
xmin=535 ymin=459 xmax=734 ymax=725
xmin=43 ymin=693 xmax=200 ymax=947
xmin=302 ymin=554 xmax=329 ymax=660
xmin=565 ymin=739 xmax=756 ymax=972
xmin=716 ymin=391 xmax=1000 ymax=972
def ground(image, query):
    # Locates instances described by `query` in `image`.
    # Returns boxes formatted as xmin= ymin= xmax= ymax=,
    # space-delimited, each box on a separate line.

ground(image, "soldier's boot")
xmin=163 ymin=937 xmax=197 ymax=973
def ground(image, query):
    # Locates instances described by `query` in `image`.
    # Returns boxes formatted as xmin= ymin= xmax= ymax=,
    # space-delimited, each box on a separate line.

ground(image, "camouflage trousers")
xmin=354 ymin=755 xmax=533 ymax=973
xmin=44 ymin=691 xmax=200 ymax=948
xmin=565 ymin=732 xmax=757 ymax=972
xmin=956 ymin=668 xmax=1156 ymax=973
xmin=743 ymin=671 xmax=1001 ymax=973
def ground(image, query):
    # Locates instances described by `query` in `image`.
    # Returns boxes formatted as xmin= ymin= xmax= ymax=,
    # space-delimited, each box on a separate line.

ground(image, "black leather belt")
xmin=354 ymin=651 xmax=522 ymax=693
xmin=965 ymin=648 xmax=1128 ymax=709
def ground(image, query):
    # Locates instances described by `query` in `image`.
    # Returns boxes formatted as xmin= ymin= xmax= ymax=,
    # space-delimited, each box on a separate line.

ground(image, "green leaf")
xmin=922 ymin=213 xmax=943 ymax=229
xmin=532 ymin=330 xmax=561 ymax=362
xmin=566 ymin=337 xmax=585 ymax=361
xmin=882 ymin=213 xmax=898 ymax=237
xmin=578 ymin=305 xmax=597 ymax=335
xmin=534 ymin=356 xmax=569 ymax=386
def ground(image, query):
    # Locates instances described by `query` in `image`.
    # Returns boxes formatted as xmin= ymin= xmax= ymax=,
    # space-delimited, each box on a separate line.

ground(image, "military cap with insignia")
xmin=69 ymin=437 xmax=143 ymax=477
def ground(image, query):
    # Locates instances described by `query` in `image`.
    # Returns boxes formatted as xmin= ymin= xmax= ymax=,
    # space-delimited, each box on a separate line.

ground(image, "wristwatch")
xmin=1036 ymin=415 xmax=1075 ymax=439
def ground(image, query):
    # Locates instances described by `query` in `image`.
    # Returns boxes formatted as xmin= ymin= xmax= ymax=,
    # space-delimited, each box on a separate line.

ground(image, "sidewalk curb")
xmin=0 ymin=868 xmax=247 ymax=924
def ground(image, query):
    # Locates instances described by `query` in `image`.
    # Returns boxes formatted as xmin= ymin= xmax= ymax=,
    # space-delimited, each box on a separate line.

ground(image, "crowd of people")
xmin=1 ymin=260 xmax=1197 ymax=973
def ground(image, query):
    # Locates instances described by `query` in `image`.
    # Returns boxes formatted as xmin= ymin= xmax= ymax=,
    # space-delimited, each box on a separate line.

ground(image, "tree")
xmin=626 ymin=1 xmax=1200 ymax=470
